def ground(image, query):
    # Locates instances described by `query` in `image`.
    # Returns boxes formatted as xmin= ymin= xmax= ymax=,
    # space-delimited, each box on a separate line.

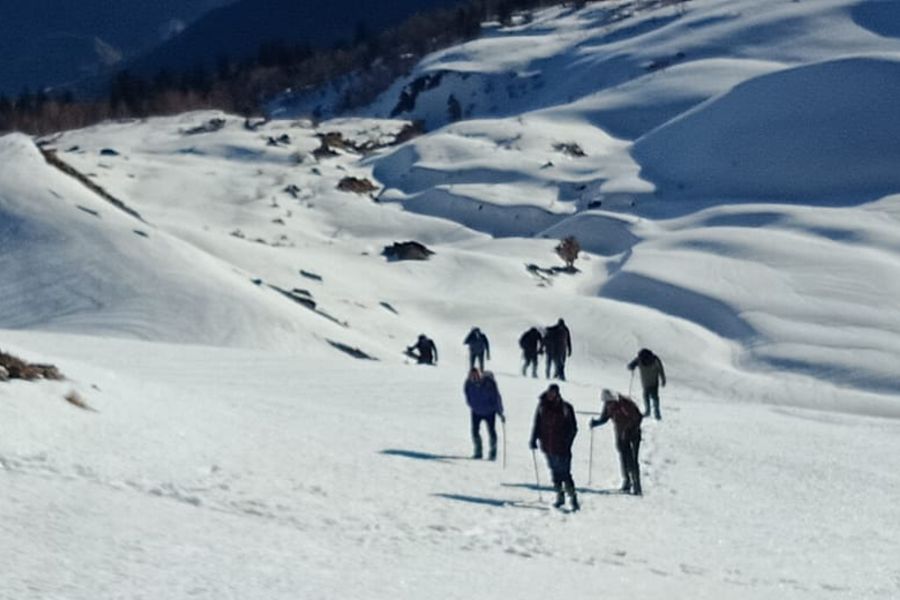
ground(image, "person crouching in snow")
xmin=529 ymin=383 xmax=579 ymax=511
xmin=590 ymin=389 xmax=644 ymax=495
xmin=464 ymin=368 xmax=504 ymax=460
xmin=627 ymin=348 xmax=666 ymax=419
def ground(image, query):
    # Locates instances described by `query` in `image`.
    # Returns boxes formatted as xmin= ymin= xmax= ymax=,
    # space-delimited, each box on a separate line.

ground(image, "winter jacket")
xmin=465 ymin=377 xmax=504 ymax=417
xmin=410 ymin=337 xmax=438 ymax=364
xmin=593 ymin=394 xmax=642 ymax=440
xmin=530 ymin=393 xmax=577 ymax=456
xmin=519 ymin=328 xmax=544 ymax=356
xmin=544 ymin=323 xmax=572 ymax=358
xmin=628 ymin=350 xmax=666 ymax=389
xmin=464 ymin=329 xmax=490 ymax=357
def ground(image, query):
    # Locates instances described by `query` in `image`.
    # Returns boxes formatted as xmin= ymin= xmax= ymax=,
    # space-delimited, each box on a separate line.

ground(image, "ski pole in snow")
xmin=531 ymin=448 xmax=543 ymax=502
xmin=588 ymin=425 xmax=595 ymax=486
xmin=628 ymin=368 xmax=636 ymax=397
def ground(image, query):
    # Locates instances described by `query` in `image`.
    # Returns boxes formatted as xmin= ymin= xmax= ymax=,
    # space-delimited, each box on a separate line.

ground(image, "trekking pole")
xmin=531 ymin=449 xmax=544 ymax=502
xmin=501 ymin=417 xmax=508 ymax=470
xmin=588 ymin=425 xmax=595 ymax=486
xmin=628 ymin=368 xmax=636 ymax=397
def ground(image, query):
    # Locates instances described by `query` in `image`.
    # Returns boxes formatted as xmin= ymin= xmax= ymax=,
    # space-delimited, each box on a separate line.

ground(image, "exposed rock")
xmin=299 ymin=269 xmax=323 ymax=282
xmin=266 ymin=134 xmax=291 ymax=146
xmin=183 ymin=118 xmax=227 ymax=135
xmin=0 ymin=350 xmax=64 ymax=381
xmin=382 ymin=241 xmax=434 ymax=262
xmin=41 ymin=147 xmax=145 ymax=222
xmin=77 ymin=205 xmax=100 ymax=217
xmin=337 ymin=176 xmax=378 ymax=194
xmin=552 ymin=142 xmax=586 ymax=158
xmin=100 ymin=148 xmax=120 ymax=156
xmin=269 ymin=284 xmax=317 ymax=310
xmin=244 ymin=117 xmax=269 ymax=131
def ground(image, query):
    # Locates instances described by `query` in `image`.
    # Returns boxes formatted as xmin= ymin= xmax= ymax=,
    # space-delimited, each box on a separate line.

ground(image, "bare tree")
xmin=555 ymin=236 xmax=581 ymax=271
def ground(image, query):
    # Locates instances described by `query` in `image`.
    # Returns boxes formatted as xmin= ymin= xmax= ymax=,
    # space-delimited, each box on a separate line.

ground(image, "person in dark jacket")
xmin=543 ymin=319 xmax=572 ymax=380
xmin=463 ymin=327 xmax=490 ymax=371
xmin=519 ymin=327 xmax=544 ymax=378
xmin=464 ymin=369 xmax=504 ymax=460
xmin=406 ymin=334 xmax=438 ymax=365
xmin=529 ymin=384 xmax=579 ymax=510
xmin=627 ymin=348 xmax=666 ymax=419
xmin=590 ymin=389 xmax=643 ymax=495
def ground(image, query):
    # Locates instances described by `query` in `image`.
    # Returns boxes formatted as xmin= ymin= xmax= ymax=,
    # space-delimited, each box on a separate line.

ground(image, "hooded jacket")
xmin=530 ymin=391 xmax=577 ymax=456
xmin=628 ymin=349 xmax=666 ymax=389
xmin=594 ymin=391 xmax=642 ymax=440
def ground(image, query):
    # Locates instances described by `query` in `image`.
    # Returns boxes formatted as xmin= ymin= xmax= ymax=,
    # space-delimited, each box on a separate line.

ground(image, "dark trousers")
xmin=617 ymin=431 xmax=642 ymax=494
xmin=643 ymin=385 xmax=660 ymax=418
xmin=522 ymin=352 xmax=539 ymax=377
xmin=470 ymin=412 xmax=497 ymax=458
xmin=545 ymin=453 xmax=574 ymax=489
xmin=469 ymin=351 xmax=485 ymax=371
xmin=545 ymin=353 xmax=566 ymax=380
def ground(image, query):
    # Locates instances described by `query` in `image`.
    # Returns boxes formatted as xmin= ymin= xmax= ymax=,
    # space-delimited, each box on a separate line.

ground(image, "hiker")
xmin=627 ymin=348 xmax=666 ymax=419
xmin=406 ymin=334 xmax=438 ymax=365
xmin=529 ymin=384 xmax=579 ymax=511
xmin=464 ymin=369 xmax=504 ymax=460
xmin=463 ymin=327 xmax=491 ymax=371
xmin=544 ymin=318 xmax=572 ymax=380
xmin=519 ymin=326 xmax=544 ymax=378
xmin=590 ymin=389 xmax=643 ymax=495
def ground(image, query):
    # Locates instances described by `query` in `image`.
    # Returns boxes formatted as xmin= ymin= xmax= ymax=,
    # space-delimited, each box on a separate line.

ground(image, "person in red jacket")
xmin=529 ymin=384 xmax=579 ymax=511
xmin=589 ymin=389 xmax=644 ymax=495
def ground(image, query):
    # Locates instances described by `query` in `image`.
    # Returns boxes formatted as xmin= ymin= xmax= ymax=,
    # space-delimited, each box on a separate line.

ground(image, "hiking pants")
xmin=643 ymin=385 xmax=660 ymax=418
xmin=470 ymin=412 xmax=497 ymax=458
xmin=523 ymin=352 xmax=539 ymax=377
xmin=545 ymin=453 xmax=574 ymax=490
xmin=545 ymin=353 xmax=566 ymax=381
xmin=469 ymin=351 xmax=485 ymax=372
xmin=617 ymin=430 xmax=642 ymax=493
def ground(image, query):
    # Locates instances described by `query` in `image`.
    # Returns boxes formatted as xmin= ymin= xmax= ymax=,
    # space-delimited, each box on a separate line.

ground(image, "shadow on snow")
xmin=433 ymin=493 xmax=549 ymax=511
xmin=380 ymin=449 xmax=469 ymax=463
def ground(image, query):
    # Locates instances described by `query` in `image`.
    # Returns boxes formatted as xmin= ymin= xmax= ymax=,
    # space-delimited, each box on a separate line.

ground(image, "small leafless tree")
xmin=555 ymin=236 xmax=581 ymax=270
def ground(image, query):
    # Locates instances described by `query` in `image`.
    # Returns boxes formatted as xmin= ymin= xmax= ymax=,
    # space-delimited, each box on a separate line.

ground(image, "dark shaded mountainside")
xmin=0 ymin=0 xmax=230 ymax=95
xmin=126 ymin=0 xmax=464 ymax=77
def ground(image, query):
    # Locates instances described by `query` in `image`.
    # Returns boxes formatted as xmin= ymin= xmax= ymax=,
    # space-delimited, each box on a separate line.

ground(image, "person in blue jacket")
xmin=464 ymin=368 xmax=505 ymax=460
xmin=464 ymin=327 xmax=491 ymax=371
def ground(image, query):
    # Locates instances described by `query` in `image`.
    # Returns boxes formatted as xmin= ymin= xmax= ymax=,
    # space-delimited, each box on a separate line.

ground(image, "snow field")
xmin=2 ymin=331 xmax=899 ymax=599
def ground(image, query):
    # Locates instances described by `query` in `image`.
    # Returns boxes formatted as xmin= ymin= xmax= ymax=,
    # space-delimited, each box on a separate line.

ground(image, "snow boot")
xmin=488 ymin=439 xmax=497 ymax=461
xmin=620 ymin=477 xmax=632 ymax=493
xmin=565 ymin=482 xmax=580 ymax=512
xmin=632 ymin=470 xmax=643 ymax=496
xmin=472 ymin=436 xmax=483 ymax=460
xmin=553 ymin=484 xmax=565 ymax=509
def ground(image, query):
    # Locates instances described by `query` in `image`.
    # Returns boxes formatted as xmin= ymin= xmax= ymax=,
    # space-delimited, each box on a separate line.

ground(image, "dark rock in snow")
xmin=299 ymin=269 xmax=323 ymax=282
xmin=382 ymin=241 xmax=434 ymax=262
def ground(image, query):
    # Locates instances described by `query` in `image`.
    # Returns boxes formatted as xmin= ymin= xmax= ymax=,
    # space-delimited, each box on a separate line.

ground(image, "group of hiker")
xmin=404 ymin=322 xmax=667 ymax=509
xmin=406 ymin=321 xmax=574 ymax=382
xmin=460 ymin=336 xmax=666 ymax=511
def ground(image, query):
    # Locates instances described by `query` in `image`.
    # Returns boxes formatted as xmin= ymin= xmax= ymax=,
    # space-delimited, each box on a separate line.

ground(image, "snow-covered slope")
xmin=4 ymin=1 xmax=900 ymax=598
